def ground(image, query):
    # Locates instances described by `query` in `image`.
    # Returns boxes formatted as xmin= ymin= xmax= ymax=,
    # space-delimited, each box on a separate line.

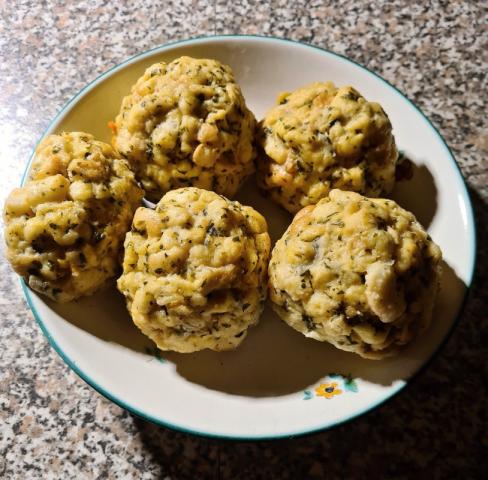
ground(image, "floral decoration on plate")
xmin=303 ymin=373 xmax=358 ymax=400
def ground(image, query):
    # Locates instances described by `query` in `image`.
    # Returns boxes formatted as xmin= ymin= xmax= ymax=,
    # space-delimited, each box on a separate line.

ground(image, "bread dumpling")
xmin=117 ymin=187 xmax=271 ymax=352
xmin=268 ymin=189 xmax=442 ymax=359
xmin=3 ymin=132 xmax=143 ymax=302
xmin=112 ymin=56 xmax=257 ymax=202
xmin=257 ymin=82 xmax=398 ymax=213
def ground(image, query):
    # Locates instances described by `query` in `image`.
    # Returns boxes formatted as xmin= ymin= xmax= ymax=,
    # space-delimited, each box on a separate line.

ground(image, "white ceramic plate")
xmin=22 ymin=36 xmax=476 ymax=440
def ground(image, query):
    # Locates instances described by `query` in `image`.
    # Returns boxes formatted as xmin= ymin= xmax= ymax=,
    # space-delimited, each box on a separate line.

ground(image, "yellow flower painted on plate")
xmin=315 ymin=382 xmax=342 ymax=399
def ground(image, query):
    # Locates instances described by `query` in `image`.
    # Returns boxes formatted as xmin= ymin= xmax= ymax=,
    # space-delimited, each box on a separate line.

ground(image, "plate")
xmin=21 ymin=35 xmax=476 ymax=440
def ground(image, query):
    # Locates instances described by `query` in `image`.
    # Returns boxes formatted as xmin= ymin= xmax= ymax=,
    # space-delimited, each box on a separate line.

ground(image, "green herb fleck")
xmin=302 ymin=314 xmax=315 ymax=331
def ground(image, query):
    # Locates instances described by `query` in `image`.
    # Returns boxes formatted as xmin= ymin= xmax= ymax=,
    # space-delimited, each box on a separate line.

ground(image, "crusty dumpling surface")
xmin=117 ymin=187 xmax=271 ymax=352
xmin=3 ymin=132 xmax=143 ymax=302
xmin=257 ymin=82 xmax=398 ymax=213
xmin=112 ymin=56 xmax=257 ymax=202
xmin=268 ymin=189 xmax=442 ymax=359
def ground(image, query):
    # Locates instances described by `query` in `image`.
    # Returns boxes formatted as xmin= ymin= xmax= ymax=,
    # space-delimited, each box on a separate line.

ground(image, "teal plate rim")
xmin=20 ymin=34 xmax=477 ymax=441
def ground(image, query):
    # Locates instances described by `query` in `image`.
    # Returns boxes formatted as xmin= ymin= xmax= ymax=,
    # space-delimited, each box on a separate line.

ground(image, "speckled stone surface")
xmin=1 ymin=0 xmax=487 ymax=478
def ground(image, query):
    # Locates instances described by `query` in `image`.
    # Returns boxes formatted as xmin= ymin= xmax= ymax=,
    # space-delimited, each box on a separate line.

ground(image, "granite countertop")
xmin=1 ymin=1 xmax=486 ymax=478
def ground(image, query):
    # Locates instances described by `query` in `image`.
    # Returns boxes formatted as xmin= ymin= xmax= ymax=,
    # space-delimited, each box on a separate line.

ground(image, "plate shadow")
xmin=48 ymin=258 xmax=465 ymax=398
xmin=391 ymin=157 xmax=438 ymax=229
xmin=163 ymin=258 xmax=464 ymax=397
xmin=50 ymin=286 xmax=154 ymax=353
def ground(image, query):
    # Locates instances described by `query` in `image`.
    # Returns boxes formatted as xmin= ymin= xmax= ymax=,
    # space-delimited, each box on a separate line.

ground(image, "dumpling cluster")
xmin=117 ymin=187 xmax=270 ymax=352
xmin=3 ymin=132 xmax=143 ymax=302
xmin=4 ymin=55 xmax=443 ymax=358
xmin=111 ymin=56 xmax=257 ymax=202
xmin=257 ymin=82 xmax=398 ymax=213
xmin=268 ymin=189 xmax=442 ymax=359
